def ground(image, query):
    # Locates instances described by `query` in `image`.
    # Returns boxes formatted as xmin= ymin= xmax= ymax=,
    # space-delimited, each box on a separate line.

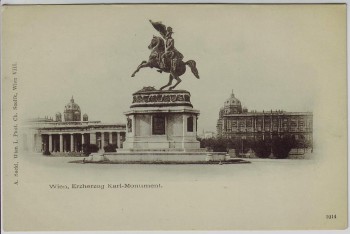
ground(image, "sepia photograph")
xmin=1 ymin=2 xmax=348 ymax=232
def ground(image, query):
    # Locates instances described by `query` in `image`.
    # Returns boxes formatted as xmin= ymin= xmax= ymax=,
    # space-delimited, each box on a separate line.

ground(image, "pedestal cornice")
xmin=131 ymin=88 xmax=193 ymax=108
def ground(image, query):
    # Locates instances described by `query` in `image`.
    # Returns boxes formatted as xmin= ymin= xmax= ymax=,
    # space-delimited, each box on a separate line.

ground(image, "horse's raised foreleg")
xmin=131 ymin=60 xmax=147 ymax=77
xmin=160 ymin=74 xmax=174 ymax=90
xmin=169 ymin=75 xmax=182 ymax=90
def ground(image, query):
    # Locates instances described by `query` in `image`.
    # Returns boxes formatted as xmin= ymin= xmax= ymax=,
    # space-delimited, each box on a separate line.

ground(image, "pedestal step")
xmin=102 ymin=151 xmax=227 ymax=163
xmin=117 ymin=148 xmax=207 ymax=153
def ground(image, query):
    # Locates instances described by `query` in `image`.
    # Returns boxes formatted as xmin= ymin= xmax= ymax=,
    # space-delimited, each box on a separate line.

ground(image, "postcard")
xmin=1 ymin=3 xmax=347 ymax=231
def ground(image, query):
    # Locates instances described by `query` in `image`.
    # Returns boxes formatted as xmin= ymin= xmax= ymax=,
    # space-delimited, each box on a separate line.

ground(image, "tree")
xmin=82 ymin=144 xmax=99 ymax=156
xmin=104 ymin=144 xmax=118 ymax=152
xmin=272 ymin=135 xmax=296 ymax=159
xmin=252 ymin=139 xmax=271 ymax=158
xmin=212 ymin=137 xmax=229 ymax=152
xmin=198 ymin=137 xmax=230 ymax=152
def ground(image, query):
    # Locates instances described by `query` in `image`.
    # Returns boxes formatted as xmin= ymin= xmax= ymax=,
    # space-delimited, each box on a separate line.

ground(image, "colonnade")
xmin=39 ymin=131 xmax=123 ymax=153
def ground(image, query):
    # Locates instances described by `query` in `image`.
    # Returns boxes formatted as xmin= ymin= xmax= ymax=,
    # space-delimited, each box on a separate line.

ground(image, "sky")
xmin=2 ymin=4 xmax=346 ymax=133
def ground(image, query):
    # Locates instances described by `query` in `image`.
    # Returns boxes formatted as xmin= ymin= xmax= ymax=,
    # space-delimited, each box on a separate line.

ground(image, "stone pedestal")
xmin=122 ymin=87 xmax=200 ymax=152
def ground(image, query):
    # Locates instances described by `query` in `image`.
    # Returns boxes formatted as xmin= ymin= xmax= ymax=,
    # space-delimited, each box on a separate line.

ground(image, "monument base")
xmin=122 ymin=137 xmax=200 ymax=150
xmin=123 ymin=88 xmax=201 ymax=152
xmin=87 ymin=151 xmax=230 ymax=163
xmin=102 ymin=87 xmax=228 ymax=163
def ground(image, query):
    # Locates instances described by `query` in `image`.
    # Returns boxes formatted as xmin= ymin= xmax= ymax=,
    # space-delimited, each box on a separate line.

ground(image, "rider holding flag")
xmin=149 ymin=20 xmax=184 ymax=73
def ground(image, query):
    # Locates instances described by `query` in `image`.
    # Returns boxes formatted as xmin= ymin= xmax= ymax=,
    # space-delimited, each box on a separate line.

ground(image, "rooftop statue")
xmin=131 ymin=20 xmax=200 ymax=90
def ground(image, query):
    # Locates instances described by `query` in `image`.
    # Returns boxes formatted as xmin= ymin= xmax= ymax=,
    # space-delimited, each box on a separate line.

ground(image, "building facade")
xmin=216 ymin=92 xmax=313 ymax=143
xmin=22 ymin=97 xmax=126 ymax=153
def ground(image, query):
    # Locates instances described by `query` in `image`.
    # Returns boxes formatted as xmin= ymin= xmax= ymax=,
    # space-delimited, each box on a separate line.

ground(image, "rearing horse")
xmin=131 ymin=36 xmax=199 ymax=90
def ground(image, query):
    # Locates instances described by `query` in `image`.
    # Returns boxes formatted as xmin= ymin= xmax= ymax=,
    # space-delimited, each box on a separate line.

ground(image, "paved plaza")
xmin=22 ymin=152 xmax=316 ymax=183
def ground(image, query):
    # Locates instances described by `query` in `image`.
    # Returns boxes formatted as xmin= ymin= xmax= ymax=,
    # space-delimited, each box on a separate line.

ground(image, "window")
xmin=290 ymin=122 xmax=297 ymax=132
xmin=187 ymin=116 xmax=194 ymax=132
xmin=152 ymin=115 xmax=165 ymax=135
xmin=246 ymin=119 xmax=252 ymax=127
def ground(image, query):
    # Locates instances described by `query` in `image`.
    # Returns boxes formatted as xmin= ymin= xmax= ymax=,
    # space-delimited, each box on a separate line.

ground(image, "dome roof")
xmin=64 ymin=96 xmax=80 ymax=112
xmin=83 ymin=113 xmax=88 ymax=117
xmin=55 ymin=112 xmax=62 ymax=116
xmin=224 ymin=92 xmax=241 ymax=107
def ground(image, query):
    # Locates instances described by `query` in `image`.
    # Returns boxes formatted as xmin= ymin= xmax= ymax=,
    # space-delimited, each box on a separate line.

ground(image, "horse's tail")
xmin=185 ymin=60 xmax=200 ymax=79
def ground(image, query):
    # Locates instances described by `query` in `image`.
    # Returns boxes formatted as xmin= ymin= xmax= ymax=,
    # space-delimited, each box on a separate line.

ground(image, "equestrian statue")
xmin=131 ymin=20 xmax=200 ymax=90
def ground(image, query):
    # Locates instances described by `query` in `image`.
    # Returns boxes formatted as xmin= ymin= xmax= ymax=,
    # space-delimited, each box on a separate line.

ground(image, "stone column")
xmin=41 ymin=135 xmax=45 ymax=152
xmin=254 ymin=117 xmax=257 ymax=131
xmin=75 ymin=135 xmax=78 ymax=151
xmin=70 ymin=134 xmax=74 ymax=152
xmin=109 ymin=132 xmax=113 ymax=144
xmin=49 ymin=134 xmax=52 ymax=152
xmin=81 ymin=134 xmax=85 ymax=153
xmin=101 ymin=132 xmax=105 ymax=149
xmin=117 ymin=132 xmax=121 ymax=149
xmin=59 ymin=134 xmax=63 ymax=152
